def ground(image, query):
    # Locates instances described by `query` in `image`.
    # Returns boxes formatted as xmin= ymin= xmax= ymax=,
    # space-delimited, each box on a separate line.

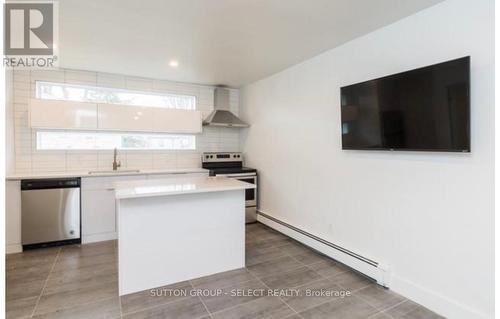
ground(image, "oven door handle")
xmin=216 ymin=173 xmax=257 ymax=178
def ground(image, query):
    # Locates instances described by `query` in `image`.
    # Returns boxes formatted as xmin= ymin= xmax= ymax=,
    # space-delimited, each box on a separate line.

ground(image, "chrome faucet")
xmin=113 ymin=148 xmax=121 ymax=171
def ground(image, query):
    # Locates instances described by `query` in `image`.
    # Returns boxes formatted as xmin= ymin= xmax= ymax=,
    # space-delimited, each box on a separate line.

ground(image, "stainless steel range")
xmin=202 ymin=152 xmax=257 ymax=223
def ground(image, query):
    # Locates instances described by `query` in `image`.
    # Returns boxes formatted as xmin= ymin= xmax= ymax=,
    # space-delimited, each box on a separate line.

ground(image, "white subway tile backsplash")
xmin=97 ymin=72 xmax=126 ymax=88
xmin=10 ymin=68 xmax=240 ymax=174
xmin=64 ymin=70 xmax=97 ymax=85
xmin=126 ymin=77 xmax=153 ymax=91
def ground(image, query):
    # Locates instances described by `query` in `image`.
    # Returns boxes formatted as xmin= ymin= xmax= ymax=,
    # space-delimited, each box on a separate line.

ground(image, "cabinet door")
xmin=81 ymin=189 xmax=116 ymax=236
xmin=97 ymin=104 xmax=153 ymax=131
xmin=30 ymin=99 xmax=98 ymax=129
xmin=152 ymin=108 xmax=202 ymax=133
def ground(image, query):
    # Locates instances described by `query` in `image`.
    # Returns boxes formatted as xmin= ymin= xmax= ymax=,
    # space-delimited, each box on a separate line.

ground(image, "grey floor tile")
xmin=59 ymin=241 xmax=115 ymax=259
xmin=52 ymin=253 xmax=116 ymax=272
xmin=368 ymin=312 xmax=393 ymax=319
xmin=246 ymin=246 xmax=288 ymax=266
xmin=282 ymin=280 xmax=346 ymax=313
xmin=355 ymin=285 xmax=405 ymax=311
xmin=201 ymin=279 xmax=267 ymax=313
xmin=260 ymin=266 xmax=323 ymax=290
xmin=247 ymin=256 xmax=303 ymax=278
xmin=384 ymin=300 xmax=419 ymax=317
xmin=246 ymin=240 xmax=275 ymax=251
xmin=329 ymin=270 xmax=374 ymax=292
xmin=6 ymin=296 xmax=38 ymax=319
xmin=6 ymin=249 xmax=59 ymax=271
xmin=47 ymin=261 xmax=117 ymax=286
xmin=279 ymin=242 xmax=313 ymax=256
xmin=386 ymin=300 xmax=444 ymax=319
xmin=267 ymin=237 xmax=296 ymax=247
xmin=43 ymin=272 xmax=118 ymax=295
xmin=299 ymin=295 xmax=379 ymax=319
xmin=211 ymin=296 xmax=294 ymax=319
xmin=191 ymin=268 xmax=254 ymax=290
xmin=121 ymin=281 xmax=192 ymax=314
xmin=122 ymin=296 xmax=208 ymax=319
xmin=6 ymin=247 xmax=59 ymax=262
xmin=292 ymin=250 xmax=331 ymax=266
xmin=6 ymin=264 xmax=53 ymax=284
xmin=400 ymin=306 xmax=445 ymax=319
xmin=307 ymin=260 xmax=349 ymax=278
xmin=6 ymin=279 xmax=45 ymax=301
xmin=34 ymin=279 xmax=118 ymax=315
xmin=32 ymin=297 xmax=120 ymax=319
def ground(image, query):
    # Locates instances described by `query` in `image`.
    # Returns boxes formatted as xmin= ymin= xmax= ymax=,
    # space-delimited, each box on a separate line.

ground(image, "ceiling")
xmin=58 ymin=0 xmax=444 ymax=87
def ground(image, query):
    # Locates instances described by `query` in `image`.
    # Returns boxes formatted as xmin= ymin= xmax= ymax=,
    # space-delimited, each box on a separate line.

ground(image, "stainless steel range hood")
xmin=203 ymin=87 xmax=249 ymax=128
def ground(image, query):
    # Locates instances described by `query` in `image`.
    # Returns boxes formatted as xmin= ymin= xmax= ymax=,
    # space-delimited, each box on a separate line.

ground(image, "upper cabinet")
xmin=98 ymin=104 xmax=153 ymax=132
xmin=29 ymin=99 xmax=202 ymax=133
xmin=30 ymin=99 xmax=98 ymax=129
xmin=152 ymin=108 xmax=202 ymax=133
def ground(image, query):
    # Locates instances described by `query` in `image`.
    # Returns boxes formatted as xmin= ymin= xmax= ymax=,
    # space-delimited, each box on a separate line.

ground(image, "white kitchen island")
xmin=114 ymin=176 xmax=255 ymax=296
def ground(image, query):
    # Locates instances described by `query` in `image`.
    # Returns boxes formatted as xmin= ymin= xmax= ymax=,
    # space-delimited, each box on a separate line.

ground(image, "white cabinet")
xmin=81 ymin=175 xmax=143 ymax=243
xmin=6 ymin=181 xmax=22 ymax=253
xmin=81 ymin=188 xmax=116 ymax=241
xmin=30 ymin=99 xmax=98 ymax=129
xmin=29 ymin=98 xmax=202 ymax=133
xmin=97 ymin=104 xmax=153 ymax=132
xmin=152 ymin=108 xmax=202 ymax=133
xmin=81 ymin=172 xmax=208 ymax=243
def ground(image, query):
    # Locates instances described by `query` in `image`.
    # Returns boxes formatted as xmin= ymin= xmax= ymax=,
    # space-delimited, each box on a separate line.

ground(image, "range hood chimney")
xmin=203 ymin=87 xmax=249 ymax=128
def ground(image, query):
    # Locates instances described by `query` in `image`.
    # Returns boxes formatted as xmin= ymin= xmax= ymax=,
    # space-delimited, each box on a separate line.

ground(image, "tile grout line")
xmin=246 ymin=267 xmax=305 ymax=319
xmin=30 ymin=248 xmax=61 ymax=318
xmin=189 ymin=280 xmax=214 ymax=319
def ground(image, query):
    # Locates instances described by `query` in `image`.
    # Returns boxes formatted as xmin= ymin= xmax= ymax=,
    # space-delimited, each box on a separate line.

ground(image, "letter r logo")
xmin=4 ymin=2 xmax=54 ymax=55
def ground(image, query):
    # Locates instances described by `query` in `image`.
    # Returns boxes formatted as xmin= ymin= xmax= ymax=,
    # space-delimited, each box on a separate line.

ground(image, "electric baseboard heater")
xmin=257 ymin=211 xmax=390 ymax=287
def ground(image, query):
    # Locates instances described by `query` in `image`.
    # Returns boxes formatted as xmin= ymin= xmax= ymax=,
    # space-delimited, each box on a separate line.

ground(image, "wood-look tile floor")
xmin=6 ymin=223 xmax=444 ymax=319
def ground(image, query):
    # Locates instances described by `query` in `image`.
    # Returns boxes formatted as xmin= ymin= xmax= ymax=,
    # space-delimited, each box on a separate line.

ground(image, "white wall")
xmin=9 ymin=69 xmax=240 ymax=174
xmin=240 ymin=0 xmax=494 ymax=318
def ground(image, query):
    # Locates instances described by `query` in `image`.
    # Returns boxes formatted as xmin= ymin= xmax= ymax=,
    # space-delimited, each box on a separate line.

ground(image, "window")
xmin=36 ymin=131 xmax=196 ymax=150
xmin=36 ymin=81 xmax=196 ymax=110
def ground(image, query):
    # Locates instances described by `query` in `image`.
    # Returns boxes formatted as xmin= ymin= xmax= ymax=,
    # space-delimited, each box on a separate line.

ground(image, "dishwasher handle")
xmin=21 ymin=178 xmax=81 ymax=190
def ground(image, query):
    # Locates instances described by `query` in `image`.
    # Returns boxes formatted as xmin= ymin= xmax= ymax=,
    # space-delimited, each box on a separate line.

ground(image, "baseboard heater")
xmin=257 ymin=211 xmax=390 ymax=288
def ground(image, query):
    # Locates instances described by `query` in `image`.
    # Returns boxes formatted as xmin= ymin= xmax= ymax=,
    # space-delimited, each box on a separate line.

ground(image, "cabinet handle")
xmin=106 ymin=188 xmax=114 ymax=191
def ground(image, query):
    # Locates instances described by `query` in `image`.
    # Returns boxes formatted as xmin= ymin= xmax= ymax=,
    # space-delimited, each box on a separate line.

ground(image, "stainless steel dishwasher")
xmin=21 ymin=178 xmax=81 ymax=249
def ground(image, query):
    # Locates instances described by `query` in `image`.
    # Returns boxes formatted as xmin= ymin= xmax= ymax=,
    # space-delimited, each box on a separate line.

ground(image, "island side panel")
xmin=117 ymin=190 xmax=245 ymax=296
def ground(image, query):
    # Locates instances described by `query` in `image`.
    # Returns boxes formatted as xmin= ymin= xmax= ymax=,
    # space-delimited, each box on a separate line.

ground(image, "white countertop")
xmin=114 ymin=176 xmax=255 ymax=199
xmin=6 ymin=168 xmax=208 ymax=180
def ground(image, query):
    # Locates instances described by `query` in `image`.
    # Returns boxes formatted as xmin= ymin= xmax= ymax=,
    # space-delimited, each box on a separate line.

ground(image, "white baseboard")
xmin=257 ymin=211 xmax=389 ymax=287
xmin=257 ymin=210 xmax=489 ymax=319
xmin=83 ymin=232 xmax=117 ymax=244
xmin=6 ymin=244 xmax=22 ymax=254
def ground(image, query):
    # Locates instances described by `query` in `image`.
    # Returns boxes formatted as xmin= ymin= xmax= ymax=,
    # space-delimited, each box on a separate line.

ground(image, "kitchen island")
xmin=114 ymin=176 xmax=255 ymax=296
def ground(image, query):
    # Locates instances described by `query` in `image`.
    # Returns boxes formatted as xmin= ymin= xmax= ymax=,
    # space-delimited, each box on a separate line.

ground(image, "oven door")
xmin=217 ymin=173 xmax=257 ymax=207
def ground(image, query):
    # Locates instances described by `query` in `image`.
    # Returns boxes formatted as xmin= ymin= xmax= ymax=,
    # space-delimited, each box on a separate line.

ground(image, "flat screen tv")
xmin=340 ymin=57 xmax=470 ymax=152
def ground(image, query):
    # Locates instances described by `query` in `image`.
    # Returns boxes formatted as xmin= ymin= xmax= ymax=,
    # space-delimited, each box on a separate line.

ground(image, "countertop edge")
xmin=115 ymin=184 xmax=255 ymax=200
xmin=5 ymin=168 xmax=209 ymax=181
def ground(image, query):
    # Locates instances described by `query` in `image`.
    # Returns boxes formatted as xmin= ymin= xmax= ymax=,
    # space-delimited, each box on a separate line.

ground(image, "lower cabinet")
xmin=81 ymin=172 xmax=208 ymax=244
xmin=81 ymin=175 xmax=143 ymax=243
xmin=81 ymin=188 xmax=117 ymax=243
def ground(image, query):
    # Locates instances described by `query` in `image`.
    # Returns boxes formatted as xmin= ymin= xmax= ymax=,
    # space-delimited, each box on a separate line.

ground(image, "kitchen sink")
xmin=88 ymin=169 xmax=141 ymax=175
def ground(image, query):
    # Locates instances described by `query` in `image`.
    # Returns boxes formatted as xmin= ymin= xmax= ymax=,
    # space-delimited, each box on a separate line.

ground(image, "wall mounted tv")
xmin=340 ymin=57 xmax=470 ymax=152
